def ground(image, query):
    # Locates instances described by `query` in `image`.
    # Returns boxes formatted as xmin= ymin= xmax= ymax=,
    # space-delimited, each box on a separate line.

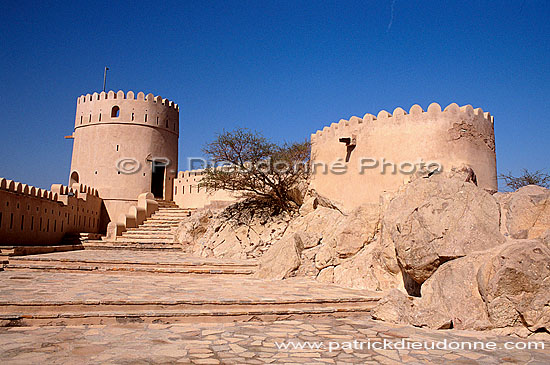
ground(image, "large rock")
xmin=329 ymin=238 xmax=403 ymax=291
xmin=371 ymin=289 xmax=452 ymax=330
xmin=254 ymin=234 xmax=304 ymax=280
xmin=175 ymin=210 xmax=213 ymax=248
xmin=495 ymin=185 xmax=550 ymax=239
xmin=189 ymin=201 xmax=293 ymax=259
xmin=383 ymin=176 xmax=505 ymax=284
xmin=323 ymin=204 xmax=381 ymax=258
xmin=371 ymin=289 xmax=415 ymax=324
xmin=373 ymin=239 xmax=550 ymax=335
xmin=285 ymin=206 xmax=343 ymax=248
xmin=477 ymin=239 xmax=550 ymax=332
xmin=415 ymin=251 xmax=493 ymax=330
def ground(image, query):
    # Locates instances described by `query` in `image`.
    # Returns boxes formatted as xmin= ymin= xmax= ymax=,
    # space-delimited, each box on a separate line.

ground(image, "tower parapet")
xmin=75 ymin=90 xmax=179 ymax=135
xmin=310 ymin=102 xmax=497 ymax=209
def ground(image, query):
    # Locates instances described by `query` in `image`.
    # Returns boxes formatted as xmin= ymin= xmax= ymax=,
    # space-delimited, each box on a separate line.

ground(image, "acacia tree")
xmin=200 ymin=128 xmax=310 ymax=211
xmin=499 ymin=169 xmax=550 ymax=190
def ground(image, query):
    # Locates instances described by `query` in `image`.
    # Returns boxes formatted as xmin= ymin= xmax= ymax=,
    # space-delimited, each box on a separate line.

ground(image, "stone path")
xmin=1 ymin=249 xmax=548 ymax=364
xmin=0 ymin=266 xmax=380 ymax=326
xmin=1 ymin=317 xmax=548 ymax=364
xmin=5 ymin=249 xmax=258 ymax=275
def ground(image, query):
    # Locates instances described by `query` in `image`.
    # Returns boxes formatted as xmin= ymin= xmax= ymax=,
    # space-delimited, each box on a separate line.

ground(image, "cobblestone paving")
xmin=8 ymin=250 xmax=257 ymax=266
xmin=0 ymin=271 xmax=376 ymax=305
xmin=1 ymin=317 xmax=548 ymax=364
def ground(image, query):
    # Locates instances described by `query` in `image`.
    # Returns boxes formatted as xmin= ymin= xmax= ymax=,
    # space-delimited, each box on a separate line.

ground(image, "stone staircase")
xmin=84 ymin=200 xmax=194 ymax=250
xmin=4 ymin=250 xmax=257 ymax=276
xmin=0 ymin=199 xmax=383 ymax=327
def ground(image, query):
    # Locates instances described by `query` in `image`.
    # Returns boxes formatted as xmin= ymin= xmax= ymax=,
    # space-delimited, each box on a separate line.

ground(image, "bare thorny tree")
xmin=499 ymin=169 xmax=550 ymax=191
xmin=200 ymin=128 xmax=311 ymax=212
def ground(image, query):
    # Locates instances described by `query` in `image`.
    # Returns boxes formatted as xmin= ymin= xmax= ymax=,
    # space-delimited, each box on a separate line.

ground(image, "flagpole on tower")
xmin=103 ymin=67 xmax=109 ymax=92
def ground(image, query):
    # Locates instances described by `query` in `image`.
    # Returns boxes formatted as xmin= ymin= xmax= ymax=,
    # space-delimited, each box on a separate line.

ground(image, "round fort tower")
xmin=69 ymin=90 xmax=179 ymax=224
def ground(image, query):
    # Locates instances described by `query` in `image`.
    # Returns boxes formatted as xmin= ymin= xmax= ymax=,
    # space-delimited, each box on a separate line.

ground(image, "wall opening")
xmin=70 ymin=171 xmax=79 ymax=186
xmin=151 ymin=161 xmax=166 ymax=199
xmin=111 ymin=106 xmax=120 ymax=118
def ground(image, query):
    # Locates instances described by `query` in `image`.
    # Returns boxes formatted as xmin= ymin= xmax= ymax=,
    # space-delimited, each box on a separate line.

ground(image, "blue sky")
xmin=1 ymin=0 xmax=548 ymax=189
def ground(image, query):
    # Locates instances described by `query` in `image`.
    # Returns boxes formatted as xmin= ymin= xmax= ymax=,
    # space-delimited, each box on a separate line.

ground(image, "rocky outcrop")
xmin=186 ymin=201 xmax=294 ymax=260
xmin=495 ymin=185 xmax=550 ymax=239
xmin=373 ymin=239 xmax=550 ymax=335
xmin=254 ymin=234 xmax=304 ymax=280
xmin=477 ymin=240 xmax=550 ymax=332
xmin=175 ymin=175 xmax=550 ymax=336
xmin=383 ymin=175 xmax=505 ymax=284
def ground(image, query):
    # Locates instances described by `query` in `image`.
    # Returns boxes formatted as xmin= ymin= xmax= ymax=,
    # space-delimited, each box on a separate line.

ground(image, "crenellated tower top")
xmin=74 ymin=90 xmax=179 ymax=135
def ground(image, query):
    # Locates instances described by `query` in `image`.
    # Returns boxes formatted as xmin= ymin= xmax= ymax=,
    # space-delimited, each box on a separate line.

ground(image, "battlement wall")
xmin=310 ymin=102 xmax=497 ymax=210
xmin=74 ymin=90 xmax=179 ymax=135
xmin=312 ymin=102 xmax=494 ymax=143
xmin=173 ymin=170 xmax=238 ymax=209
xmin=0 ymin=178 xmax=103 ymax=245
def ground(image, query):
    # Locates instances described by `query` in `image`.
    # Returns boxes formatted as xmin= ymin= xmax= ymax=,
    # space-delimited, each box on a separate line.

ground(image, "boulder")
xmin=330 ymin=238 xmax=403 ymax=291
xmin=254 ymin=234 xmax=304 ymax=280
xmin=415 ymin=251 xmax=493 ymax=330
xmin=314 ymin=243 xmax=339 ymax=270
xmin=316 ymin=266 xmax=334 ymax=284
xmin=477 ymin=239 xmax=550 ymax=332
xmin=189 ymin=201 xmax=293 ymax=259
xmin=323 ymin=204 xmax=381 ymax=258
xmin=495 ymin=185 xmax=550 ymax=239
xmin=383 ymin=176 xmax=505 ymax=284
xmin=175 ymin=210 xmax=213 ymax=247
xmin=371 ymin=289 xmax=415 ymax=324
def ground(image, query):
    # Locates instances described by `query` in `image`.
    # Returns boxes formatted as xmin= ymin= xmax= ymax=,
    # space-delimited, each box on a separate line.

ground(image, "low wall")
xmin=173 ymin=170 xmax=238 ymax=209
xmin=0 ymin=178 xmax=103 ymax=245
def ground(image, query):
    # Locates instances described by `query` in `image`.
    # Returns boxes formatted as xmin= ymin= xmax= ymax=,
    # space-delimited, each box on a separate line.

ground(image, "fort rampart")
xmin=310 ymin=102 xmax=497 ymax=209
xmin=0 ymin=178 xmax=103 ymax=245
xmin=173 ymin=170 xmax=238 ymax=209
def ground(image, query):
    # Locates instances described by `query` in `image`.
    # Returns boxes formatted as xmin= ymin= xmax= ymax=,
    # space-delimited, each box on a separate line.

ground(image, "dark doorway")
xmin=151 ymin=163 xmax=165 ymax=199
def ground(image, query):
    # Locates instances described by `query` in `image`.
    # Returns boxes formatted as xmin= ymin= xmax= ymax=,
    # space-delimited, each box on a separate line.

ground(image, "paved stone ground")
xmin=0 ymin=271 xmax=375 ymax=305
xmin=5 ymin=250 xmax=257 ymax=266
xmin=1 ymin=317 xmax=548 ymax=364
xmin=1 ymin=251 xmax=548 ymax=364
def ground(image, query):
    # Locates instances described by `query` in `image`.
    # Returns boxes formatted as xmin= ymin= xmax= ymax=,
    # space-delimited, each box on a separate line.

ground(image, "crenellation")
xmin=314 ymin=103 xmax=496 ymax=145
xmin=349 ymin=116 xmax=362 ymax=126
xmin=377 ymin=110 xmax=391 ymax=119
xmin=409 ymin=104 xmax=423 ymax=114
xmin=427 ymin=102 xmax=442 ymax=114
xmin=444 ymin=102 xmax=460 ymax=113
xmin=310 ymin=101 xmax=498 ymax=208
xmin=393 ymin=107 xmax=407 ymax=117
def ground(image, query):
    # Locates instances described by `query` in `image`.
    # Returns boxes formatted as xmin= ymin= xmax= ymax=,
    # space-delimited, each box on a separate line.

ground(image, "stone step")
xmin=148 ymin=216 xmax=188 ymax=220
xmin=4 ymin=262 xmax=255 ymax=275
xmin=126 ymin=226 xmax=173 ymax=232
xmin=119 ymin=234 xmax=175 ymax=240
xmin=136 ymin=224 xmax=179 ymax=229
xmin=114 ymin=237 xmax=176 ymax=244
xmin=0 ymin=299 xmax=378 ymax=327
xmin=83 ymin=241 xmax=183 ymax=251
xmin=152 ymin=212 xmax=192 ymax=216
